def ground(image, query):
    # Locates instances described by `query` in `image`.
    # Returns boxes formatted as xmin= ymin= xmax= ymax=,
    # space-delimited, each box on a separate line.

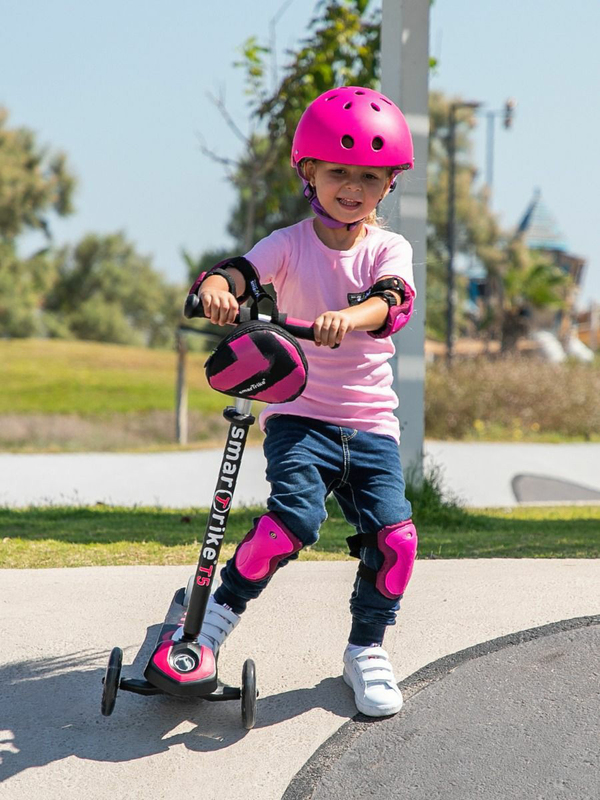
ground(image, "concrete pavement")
xmin=2 ymin=440 xmax=600 ymax=508
xmin=1 ymin=560 xmax=598 ymax=799
xmin=2 ymin=441 xmax=599 ymax=797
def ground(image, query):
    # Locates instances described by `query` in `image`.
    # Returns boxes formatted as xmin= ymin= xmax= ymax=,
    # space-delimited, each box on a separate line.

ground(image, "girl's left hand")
xmin=313 ymin=310 xmax=355 ymax=348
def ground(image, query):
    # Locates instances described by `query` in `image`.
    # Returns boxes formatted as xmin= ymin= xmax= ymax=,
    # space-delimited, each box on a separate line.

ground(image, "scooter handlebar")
xmin=184 ymin=294 xmax=316 ymax=342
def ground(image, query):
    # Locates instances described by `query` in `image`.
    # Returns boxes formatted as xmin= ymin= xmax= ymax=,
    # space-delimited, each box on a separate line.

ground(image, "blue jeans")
xmin=215 ymin=415 xmax=413 ymax=645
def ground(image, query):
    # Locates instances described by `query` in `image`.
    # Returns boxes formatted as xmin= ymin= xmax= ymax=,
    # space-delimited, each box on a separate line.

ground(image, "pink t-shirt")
xmin=245 ymin=218 xmax=415 ymax=442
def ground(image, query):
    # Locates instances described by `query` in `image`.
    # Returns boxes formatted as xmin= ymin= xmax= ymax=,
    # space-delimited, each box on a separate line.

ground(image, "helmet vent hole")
xmin=341 ymin=135 xmax=355 ymax=149
xmin=381 ymin=97 xmax=392 ymax=105
xmin=343 ymin=102 xmax=353 ymax=109
xmin=371 ymin=103 xmax=381 ymax=112
xmin=372 ymin=136 xmax=384 ymax=151
xmin=355 ymin=90 xmax=365 ymax=95
xmin=325 ymin=95 xmax=337 ymax=102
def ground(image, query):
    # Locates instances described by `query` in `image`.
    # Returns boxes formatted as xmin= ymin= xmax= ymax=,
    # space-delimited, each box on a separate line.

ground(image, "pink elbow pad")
xmin=368 ymin=284 xmax=415 ymax=339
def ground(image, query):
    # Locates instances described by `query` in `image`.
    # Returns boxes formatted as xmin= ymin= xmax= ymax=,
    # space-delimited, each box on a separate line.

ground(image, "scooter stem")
xmin=182 ymin=400 xmax=255 ymax=640
xmin=235 ymin=397 xmax=253 ymax=416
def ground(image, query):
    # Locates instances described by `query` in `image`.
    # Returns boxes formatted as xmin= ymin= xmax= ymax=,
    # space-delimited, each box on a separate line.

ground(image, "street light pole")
xmin=446 ymin=100 xmax=481 ymax=364
xmin=485 ymin=99 xmax=516 ymax=204
xmin=446 ymin=104 xmax=458 ymax=364
xmin=486 ymin=110 xmax=496 ymax=191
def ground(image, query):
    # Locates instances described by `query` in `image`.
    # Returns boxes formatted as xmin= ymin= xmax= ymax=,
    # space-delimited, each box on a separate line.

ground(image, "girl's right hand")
xmin=199 ymin=288 xmax=239 ymax=326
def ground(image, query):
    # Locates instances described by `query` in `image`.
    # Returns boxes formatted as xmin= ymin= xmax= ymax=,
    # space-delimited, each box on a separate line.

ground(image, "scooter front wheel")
xmin=101 ymin=646 xmax=123 ymax=716
xmin=241 ymin=658 xmax=257 ymax=730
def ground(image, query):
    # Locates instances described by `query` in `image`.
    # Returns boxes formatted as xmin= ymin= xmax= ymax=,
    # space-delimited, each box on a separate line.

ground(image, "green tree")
xmin=0 ymin=108 xmax=76 ymax=337
xmin=181 ymin=247 xmax=231 ymax=286
xmin=426 ymin=91 xmax=504 ymax=341
xmin=45 ymin=232 xmax=182 ymax=347
xmin=0 ymin=241 xmax=57 ymax=337
xmin=498 ymin=239 xmax=570 ymax=352
xmin=0 ymin=107 xmax=75 ymax=241
xmin=0 ymin=109 xmax=185 ymax=346
xmin=202 ymin=0 xmax=381 ymax=251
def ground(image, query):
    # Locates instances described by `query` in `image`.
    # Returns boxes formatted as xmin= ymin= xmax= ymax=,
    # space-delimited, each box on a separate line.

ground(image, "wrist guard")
xmin=202 ymin=267 xmax=237 ymax=296
xmin=189 ymin=256 xmax=262 ymax=304
xmin=347 ymin=277 xmax=414 ymax=338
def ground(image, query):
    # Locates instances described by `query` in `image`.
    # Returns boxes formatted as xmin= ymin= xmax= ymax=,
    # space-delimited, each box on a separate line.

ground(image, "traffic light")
xmin=503 ymin=98 xmax=516 ymax=129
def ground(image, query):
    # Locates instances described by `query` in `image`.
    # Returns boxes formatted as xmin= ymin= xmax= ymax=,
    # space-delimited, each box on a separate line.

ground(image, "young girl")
xmin=190 ymin=86 xmax=417 ymax=717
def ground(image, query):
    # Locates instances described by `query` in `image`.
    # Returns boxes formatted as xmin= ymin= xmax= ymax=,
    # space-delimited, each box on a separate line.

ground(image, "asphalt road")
xmin=284 ymin=619 xmax=600 ymax=800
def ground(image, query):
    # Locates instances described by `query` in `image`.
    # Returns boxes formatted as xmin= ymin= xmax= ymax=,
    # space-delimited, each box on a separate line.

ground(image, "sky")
xmin=1 ymin=0 xmax=599 ymax=306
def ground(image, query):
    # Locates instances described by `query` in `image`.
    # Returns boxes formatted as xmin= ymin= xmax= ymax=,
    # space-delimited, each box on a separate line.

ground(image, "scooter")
xmin=101 ymin=296 xmax=315 ymax=730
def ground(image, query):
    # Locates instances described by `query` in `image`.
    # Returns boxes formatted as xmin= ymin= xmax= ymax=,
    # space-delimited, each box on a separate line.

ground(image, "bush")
xmin=425 ymin=358 xmax=600 ymax=440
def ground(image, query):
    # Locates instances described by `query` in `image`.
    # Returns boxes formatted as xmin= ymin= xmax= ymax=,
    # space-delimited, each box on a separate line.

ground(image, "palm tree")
xmin=499 ymin=240 xmax=570 ymax=352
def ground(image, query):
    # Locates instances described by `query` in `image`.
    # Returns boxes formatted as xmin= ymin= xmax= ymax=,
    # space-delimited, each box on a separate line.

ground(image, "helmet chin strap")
xmin=302 ymin=181 xmax=362 ymax=230
xmin=301 ymin=177 xmax=397 ymax=231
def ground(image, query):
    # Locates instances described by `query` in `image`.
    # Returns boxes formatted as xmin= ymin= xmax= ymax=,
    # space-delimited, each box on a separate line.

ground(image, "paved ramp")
xmin=284 ymin=618 xmax=600 ymax=799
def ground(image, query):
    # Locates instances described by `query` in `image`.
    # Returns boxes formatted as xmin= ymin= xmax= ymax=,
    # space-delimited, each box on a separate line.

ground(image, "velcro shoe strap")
xmin=352 ymin=648 xmax=395 ymax=683
xmin=201 ymin=599 xmax=240 ymax=647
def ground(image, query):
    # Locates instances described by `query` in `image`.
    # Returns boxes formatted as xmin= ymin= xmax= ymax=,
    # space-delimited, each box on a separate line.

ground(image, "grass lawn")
xmin=1 ymin=502 xmax=599 ymax=569
xmin=2 ymin=339 xmax=599 ymax=450
xmin=0 ymin=338 xmax=222 ymax=416
xmin=0 ymin=338 xmax=258 ymax=451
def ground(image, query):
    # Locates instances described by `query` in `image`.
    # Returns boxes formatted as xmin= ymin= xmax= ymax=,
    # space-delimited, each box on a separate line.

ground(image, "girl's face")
xmin=303 ymin=160 xmax=392 ymax=224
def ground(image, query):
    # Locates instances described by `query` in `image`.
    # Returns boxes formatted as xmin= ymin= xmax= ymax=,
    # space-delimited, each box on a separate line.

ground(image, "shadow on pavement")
xmin=1 ymin=645 xmax=355 ymax=783
xmin=0 ymin=650 xmax=251 ymax=782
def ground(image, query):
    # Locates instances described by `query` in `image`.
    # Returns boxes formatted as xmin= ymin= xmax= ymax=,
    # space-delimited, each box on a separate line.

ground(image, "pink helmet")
xmin=291 ymin=86 xmax=414 ymax=174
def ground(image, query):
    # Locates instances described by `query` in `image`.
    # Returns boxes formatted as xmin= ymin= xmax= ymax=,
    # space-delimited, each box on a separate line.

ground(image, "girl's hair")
xmin=366 ymin=167 xmax=396 ymax=227
xmin=365 ymin=207 xmax=381 ymax=226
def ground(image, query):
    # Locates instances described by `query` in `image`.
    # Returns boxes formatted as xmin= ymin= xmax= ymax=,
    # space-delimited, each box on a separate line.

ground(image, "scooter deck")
xmin=150 ymin=586 xmax=187 ymax=647
xmin=118 ymin=587 xmax=242 ymax=701
xmin=142 ymin=587 xmax=219 ymax=697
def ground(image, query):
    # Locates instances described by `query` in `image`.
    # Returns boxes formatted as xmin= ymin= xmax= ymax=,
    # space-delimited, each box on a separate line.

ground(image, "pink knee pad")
xmin=376 ymin=520 xmax=418 ymax=599
xmin=235 ymin=512 xmax=303 ymax=582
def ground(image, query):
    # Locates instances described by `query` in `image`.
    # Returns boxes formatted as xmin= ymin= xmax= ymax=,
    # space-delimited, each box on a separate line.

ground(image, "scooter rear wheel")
xmin=241 ymin=658 xmax=257 ymax=730
xmin=101 ymin=646 xmax=123 ymax=716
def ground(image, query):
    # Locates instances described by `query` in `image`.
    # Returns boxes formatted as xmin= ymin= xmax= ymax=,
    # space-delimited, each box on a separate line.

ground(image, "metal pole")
xmin=381 ymin=0 xmax=430 ymax=484
xmin=175 ymin=331 xmax=188 ymax=445
xmin=446 ymin=105 xmax=457 ymax=364
xmin=486 ymin=110 xmax=495 ymax=197
xmin=591 ymin=301 xmax=599 ymax=352
xmin=445 ymin=100 xmax=480 ymax=364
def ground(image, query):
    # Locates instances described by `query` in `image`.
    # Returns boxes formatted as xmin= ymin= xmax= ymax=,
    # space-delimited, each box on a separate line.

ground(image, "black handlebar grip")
xmin=184 ymin=294 xmax=203 ymax=319
xmin=277 ymin=314 xmax=315 ymax=342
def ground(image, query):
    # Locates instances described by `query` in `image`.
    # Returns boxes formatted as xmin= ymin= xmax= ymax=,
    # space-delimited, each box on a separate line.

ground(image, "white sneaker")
xmin=343 ymin=644 xmax=403 ymax=717
xmin=197 ymin=595 xmax=241 ymax=657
